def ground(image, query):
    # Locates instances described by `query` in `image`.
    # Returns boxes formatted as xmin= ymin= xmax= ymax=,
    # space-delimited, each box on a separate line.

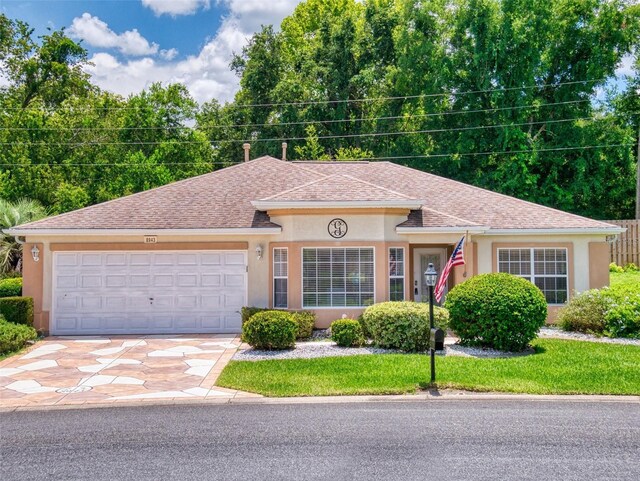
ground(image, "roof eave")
xmin=251 ymin=200 xmax=424 ymax=210
xmin=6 ymin=227 xmax=283 ymax=236
xmin=482 ymin=227 xmax=626 ymax=235
xmin=396 ymin=226 xmax=488 ymax=234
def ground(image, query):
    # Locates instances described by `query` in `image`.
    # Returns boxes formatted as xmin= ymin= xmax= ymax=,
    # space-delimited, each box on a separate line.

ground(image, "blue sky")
xmin=1 ymin=0 xmax=302 ymax=103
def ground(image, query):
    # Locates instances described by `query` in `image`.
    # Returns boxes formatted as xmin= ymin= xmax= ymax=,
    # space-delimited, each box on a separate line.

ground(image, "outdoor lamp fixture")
xmin=31 ymin=245 xmax=40 ymax=262
xmin=424 ymin=263 xmax=438 ymax=384
xmin=255 ymin=245 xmax=263 ymax=260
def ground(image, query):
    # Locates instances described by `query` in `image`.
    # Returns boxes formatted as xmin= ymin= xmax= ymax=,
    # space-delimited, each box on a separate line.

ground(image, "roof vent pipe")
xmin=243 ymin=143 xmax=251 ymax=162
xmin=282 ymin=142 xmax=288 ymax=161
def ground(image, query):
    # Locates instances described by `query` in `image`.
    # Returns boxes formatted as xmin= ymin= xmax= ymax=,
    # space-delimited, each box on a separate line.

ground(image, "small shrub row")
xmin=0 ymin=277 xmax=22 ymax=298
xmin=0 ymin=297 xmax=34 ymax=326
xmin=558 ymin=284 xmax=640 ymax=338
xmin=610 ymin=262 xmax=639 ymax=273
xmin=0 ymin=316 xmax=38 ymax=355
xmin=331 ymin=319 xmax=365 ymax=347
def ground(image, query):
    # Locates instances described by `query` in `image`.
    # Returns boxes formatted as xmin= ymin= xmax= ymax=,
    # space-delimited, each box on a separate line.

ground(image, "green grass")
xmin=611 ymin=270 xmax=640 ymax=288
xmin=217 ymin=339 xmax=640 ymax=397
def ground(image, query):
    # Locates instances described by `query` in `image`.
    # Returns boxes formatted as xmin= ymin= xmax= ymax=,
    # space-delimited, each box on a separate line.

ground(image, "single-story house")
xmin=9 ymin=155 xmax=623 ymax=335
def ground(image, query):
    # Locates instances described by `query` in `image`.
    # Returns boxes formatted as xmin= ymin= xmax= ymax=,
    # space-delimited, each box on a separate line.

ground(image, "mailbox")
xmin=430 ymin=328 xmax=445 ymax=351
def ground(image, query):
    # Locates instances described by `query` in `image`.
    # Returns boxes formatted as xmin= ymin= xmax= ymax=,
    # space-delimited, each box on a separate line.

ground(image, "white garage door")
xmin=52 ymin=250 xmax=247 ymax=335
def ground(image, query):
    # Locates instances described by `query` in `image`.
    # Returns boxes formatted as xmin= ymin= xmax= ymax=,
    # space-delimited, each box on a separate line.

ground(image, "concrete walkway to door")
xmin=0 ymin=335 xmax=260 ymax=408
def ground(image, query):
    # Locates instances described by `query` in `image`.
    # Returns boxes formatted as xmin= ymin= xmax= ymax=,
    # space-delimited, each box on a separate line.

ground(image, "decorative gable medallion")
xmin=328 ymin=219 xmax=348 ymax=239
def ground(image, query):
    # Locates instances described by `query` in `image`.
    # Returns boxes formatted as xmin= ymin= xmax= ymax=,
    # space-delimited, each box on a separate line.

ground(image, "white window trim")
xmin=496 ymin=247 xmax=569 ymax=305
xmin=273 ymin=247 xmax=288 ymax=309
xmin=301 ymin=246 xmax=376 ymax=309
xmin=389 ymin=247 xmax=405 ymax=301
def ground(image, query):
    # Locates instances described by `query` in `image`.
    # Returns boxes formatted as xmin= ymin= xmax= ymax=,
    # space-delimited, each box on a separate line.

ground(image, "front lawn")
xmin=611 ymin=270 xmax=640 ymax=288
xmin=217 ymin=339 xmax=640 ymax=397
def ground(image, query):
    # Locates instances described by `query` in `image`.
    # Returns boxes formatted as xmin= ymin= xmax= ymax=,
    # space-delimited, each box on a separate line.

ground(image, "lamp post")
xmin=424 ymin=263 xmax=438 ymax=384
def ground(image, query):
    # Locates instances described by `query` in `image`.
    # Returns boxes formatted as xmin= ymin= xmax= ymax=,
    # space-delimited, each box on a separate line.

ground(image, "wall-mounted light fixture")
xmin=255 ymin=245 xmax=263 ymax=260
xmin=31 ymin=245 xmax=40 ymax=262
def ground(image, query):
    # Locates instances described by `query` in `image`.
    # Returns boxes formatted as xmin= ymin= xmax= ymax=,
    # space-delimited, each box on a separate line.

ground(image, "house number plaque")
xmin=328 ymin=218 xmax=348 ymax=239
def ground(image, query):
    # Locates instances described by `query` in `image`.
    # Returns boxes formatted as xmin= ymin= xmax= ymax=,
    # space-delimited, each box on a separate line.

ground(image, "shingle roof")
xmin=15 ymin=156 xmax=618 ymax=231
xmin=259 ymin=174 xmax=418 ymax=202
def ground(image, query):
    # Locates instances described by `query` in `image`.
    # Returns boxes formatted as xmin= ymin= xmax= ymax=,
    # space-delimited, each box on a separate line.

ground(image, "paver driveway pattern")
xmin=0 ymin=335 xmax=260 ymax=408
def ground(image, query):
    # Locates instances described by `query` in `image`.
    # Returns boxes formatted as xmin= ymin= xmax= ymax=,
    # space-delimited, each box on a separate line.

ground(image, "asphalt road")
xmin=1 ymin=400 xmax=638 ymax=481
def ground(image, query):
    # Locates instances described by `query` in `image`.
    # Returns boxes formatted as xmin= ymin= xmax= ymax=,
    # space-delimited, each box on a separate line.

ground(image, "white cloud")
xmin=142 ymin=0 xmax=211 ymax=16
xmin=69 ymin=13 xmax=159 ymax=56
xmin=84 ymin=1 xmax=302 ymax=104
xmin=160 ymin=48 xmax=179 ymax=60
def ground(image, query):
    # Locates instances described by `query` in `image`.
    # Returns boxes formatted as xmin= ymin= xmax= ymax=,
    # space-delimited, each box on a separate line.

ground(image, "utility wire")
xmin=0 ymin=78 xmax=605 ymax=111
xmin=0 ymin=99 xmax=593 ymax=131
xmin=0 ymin=115 xmax=628 ymax=146
xmin=0 ymin=143 xmax=632 ymax=167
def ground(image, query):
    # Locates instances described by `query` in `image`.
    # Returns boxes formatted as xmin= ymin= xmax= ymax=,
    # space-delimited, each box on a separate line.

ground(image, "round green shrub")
xmin=557 ymin=289 xmax=608 ymax=334
xmin=0 ymin=317 xmax=38 ymax=354
xmin=445 ymin=273 xmax=547 ymax=352
xmin=242 ymin=310 xmax=297 ymax=350
xmin=331 ymin=318 xmax=365 ymax=347
xmin=291 ymin=311 xmax=315 ymax=339
xmin=0 ymin=278 xmax=22 ymax=298
xmin=623 ymin=262 xmax=639 ymax=272
xmin=361 ymin=301 xmax=449 ymax=352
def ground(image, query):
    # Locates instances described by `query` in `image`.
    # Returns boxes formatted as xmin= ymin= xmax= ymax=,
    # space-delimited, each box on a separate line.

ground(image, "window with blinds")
xmin=389 ymin=247 xmax=405 ymax=301
xmin=302 ymin=247 xmax=375 ymax=308
xmin=273 ymin=248 xmax=288 ymax=308
xmin=497 ymin=248 xmax=568 ymax=304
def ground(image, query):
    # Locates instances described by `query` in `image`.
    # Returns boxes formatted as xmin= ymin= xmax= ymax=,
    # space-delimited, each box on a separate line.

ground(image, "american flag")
xmin=434 ymin=236 xmax=465 ymax=303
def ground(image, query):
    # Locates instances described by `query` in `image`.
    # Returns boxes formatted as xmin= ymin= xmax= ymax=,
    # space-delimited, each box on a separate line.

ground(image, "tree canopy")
xmin=1 ymin=1 xmax=639 ymax=219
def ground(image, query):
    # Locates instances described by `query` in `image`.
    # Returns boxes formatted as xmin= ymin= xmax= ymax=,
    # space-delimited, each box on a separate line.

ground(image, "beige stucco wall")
xmin=23 ymin=212 xmax=612 ymax=331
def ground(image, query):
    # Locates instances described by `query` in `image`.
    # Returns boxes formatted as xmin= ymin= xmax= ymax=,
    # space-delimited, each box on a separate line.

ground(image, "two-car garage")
xmin=51 ymin=250 xmax=247 ymax=335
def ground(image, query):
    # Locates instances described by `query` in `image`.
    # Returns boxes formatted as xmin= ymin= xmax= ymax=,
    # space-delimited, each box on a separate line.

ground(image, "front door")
xmin=413 ymin=248 xmax=447 ymax=304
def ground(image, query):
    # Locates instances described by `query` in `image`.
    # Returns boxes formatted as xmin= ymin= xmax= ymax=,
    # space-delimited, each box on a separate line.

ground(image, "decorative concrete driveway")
xmin=0 ymin=335 xmax=260 ymax=408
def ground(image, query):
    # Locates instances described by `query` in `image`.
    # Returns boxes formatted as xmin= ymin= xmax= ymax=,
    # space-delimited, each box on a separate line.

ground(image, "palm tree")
xmin=0 ymin=198 xmax=48 ymax=275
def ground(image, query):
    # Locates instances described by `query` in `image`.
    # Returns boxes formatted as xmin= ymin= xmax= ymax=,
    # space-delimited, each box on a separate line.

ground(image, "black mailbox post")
xmin=424 ymin=263 xmax=438 ymax=384
xmin=430 ymin=327 xmax=445 ymax=351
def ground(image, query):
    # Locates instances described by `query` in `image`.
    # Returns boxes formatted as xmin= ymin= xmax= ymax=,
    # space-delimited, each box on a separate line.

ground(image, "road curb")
xmin=2 ymin=391 xmax=639 ymax=413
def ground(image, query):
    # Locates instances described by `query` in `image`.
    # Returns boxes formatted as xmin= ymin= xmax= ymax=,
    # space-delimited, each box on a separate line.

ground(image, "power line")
xmin=0 ymin=99 xmax=593 ymax=131
xmin=0 ymin=143 xmax=632 ymax=167
xmin=0 ymin=78 xmax=605 ymax=112
xmin=0 ymin=115 xmax=627 ymax=146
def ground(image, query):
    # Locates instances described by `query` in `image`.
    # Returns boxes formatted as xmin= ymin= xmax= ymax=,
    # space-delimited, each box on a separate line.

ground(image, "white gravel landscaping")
xmin=233 ymin=328 xmax=638 ymax=362
xmin=538 ymin=327 xmax=640 ymax=346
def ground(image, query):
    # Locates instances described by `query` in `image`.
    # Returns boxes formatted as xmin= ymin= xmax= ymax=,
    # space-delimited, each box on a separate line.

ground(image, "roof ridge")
xmin=17 ymin=156 xmax=296 ymax=229
xmin=419 ymin=206 xmax=481 ymax=226
xmin=382 ymin=162 xmax=618 ymax=229
xmin=339 ymin=174 xmax=417 ymax=200
xmin=259 ymin=173 xmax=336 ymax=201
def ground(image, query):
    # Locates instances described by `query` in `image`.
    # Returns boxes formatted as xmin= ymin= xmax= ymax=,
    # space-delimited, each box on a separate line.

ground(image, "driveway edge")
xmin=2 ymin=391 xmax=638 ymax=412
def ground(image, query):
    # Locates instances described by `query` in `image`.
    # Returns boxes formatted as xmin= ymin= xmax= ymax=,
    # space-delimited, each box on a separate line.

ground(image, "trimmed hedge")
xmin=0 ymin=297 xmax=34 ymax=326
xmin=0 ymin=316 xmax=37 ymax=355
xmin=361 ymin=301 xmax=449 ymax=352
xmin=445 ymin=273 xmax=547 ymax=352
xmin=0 ymin=277 xmax=22 ymax=298
xmin=331 ymin=319 xmax=365 ymax=347
xmin=242 ymin=310 xmax=297 ymax=350
xmin=242 ymin=307 xmax=316 ymax=339
xmin=241 ymin=306 xmax=270 ymax=324
xmin=291 ymin=311 xmax=315 ymax=339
